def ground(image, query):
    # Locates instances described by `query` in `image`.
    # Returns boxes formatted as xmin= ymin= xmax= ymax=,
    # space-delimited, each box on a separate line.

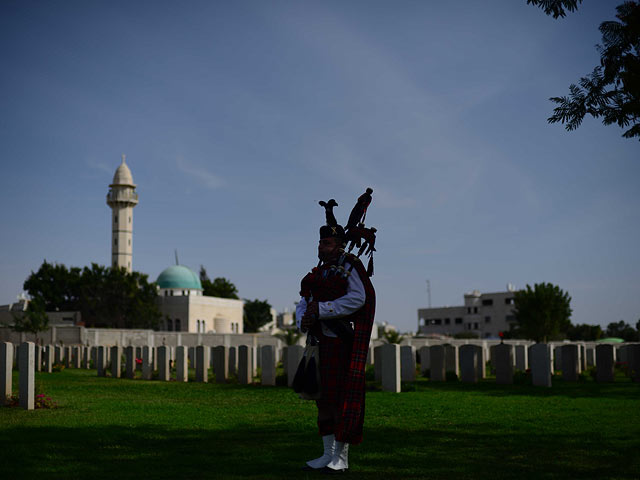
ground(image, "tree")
xmin=530 ymin=1 xmax=640 ymax=140
xmin=23 ymin=261 xmax=81 ymax=312
xmin=11 ymin=297 xmax=49 ymax=343
xmin=565 ymin=323 xmax=603 ymax=341
xmin=199 ymin=266 xmax=239 ymax=299
xmin=513 ymin=283 xmax=572 ymax=342
xmin=23 ymin=261 xmax=161 ymax=329
xmin=527 ymin=0 xmax=583 ymax=19
xmin=274 ymin=327 xmax=303 ymax=346
xmin=243 ymin=299 xmax=273 ymax=333
xmin=605 ymin=320 xmax=640 ymax=341
xmin=382 ymin=330 xmax=404 ymax=344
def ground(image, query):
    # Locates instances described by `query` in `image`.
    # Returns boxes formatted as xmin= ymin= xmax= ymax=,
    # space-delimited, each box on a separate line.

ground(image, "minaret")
xmin=106 ymin=155 xmax=138 ymax=272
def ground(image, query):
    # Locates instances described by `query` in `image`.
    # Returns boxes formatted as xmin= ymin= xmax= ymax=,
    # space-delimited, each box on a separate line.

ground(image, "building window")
xmin=473 ymin=307 xmax=478 ymax=314
xmin=164 ymin=291 xmax=168 ymax=297
xmin=167 ymin=319 xmax=173 ymax=331
xmin=175 ymin=319 xmax=181 ymax=331
xmin=473 ymin=322 xmax=479 ymax=329
xmin=419 ymin=318 xmax=425 ymax=326
xmin=129 ymin=216 xmax=131 ymax=223
xmin=455 ymin=317 xmax=462 ymax=324
xmin=485 ymin=316 xmax=491 ymax=323
xmin=114 ymin=237 xmax=117 ymax=246
xmin=432 ymin=319 xmax=442 ymax=325
xmin=505 ymin=298 xmax=515 ymax=305
xmin=444 ymin=318 xmax=450 ymax=325
xmin=467 ymin=307 xmax=471 ymax=314
xmin=128 ymin=239 xmax=131 ymax=246
xmin=114 ymin=215 xmax=118 ymax=223
xmin=482 ymin=299 xmax=493 ymax=306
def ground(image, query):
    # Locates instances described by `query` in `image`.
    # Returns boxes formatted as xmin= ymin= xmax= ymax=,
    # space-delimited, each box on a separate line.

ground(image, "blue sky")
xmin=1 ymin=0 xmax=638 ymax=333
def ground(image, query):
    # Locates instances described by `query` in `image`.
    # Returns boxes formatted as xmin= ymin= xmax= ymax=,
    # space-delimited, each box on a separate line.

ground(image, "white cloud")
xmin=176 ymin=156 xmax=223 ymax=190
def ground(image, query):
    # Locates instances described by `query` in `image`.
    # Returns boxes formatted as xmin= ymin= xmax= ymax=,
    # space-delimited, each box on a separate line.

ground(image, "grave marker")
xmin=1 ymin=342 xmax=13 ymax=405
xmin=530 ymin=343 xmax=552 ymax=387
xmin=19 ymin=342 xmax=35 ymax=410
xmin=381 ymin=343 xmax=401 ymax=392
xmin=176 ymin=346 xmax=188 ymax=382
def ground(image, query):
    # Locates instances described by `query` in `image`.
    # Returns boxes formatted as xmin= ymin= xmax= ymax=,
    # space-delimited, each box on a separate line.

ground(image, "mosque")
xmin=107 ymin=156 xmax=244 ymax=334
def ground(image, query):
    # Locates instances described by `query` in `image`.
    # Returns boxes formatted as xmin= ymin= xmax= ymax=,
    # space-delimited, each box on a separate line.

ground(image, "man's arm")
xmin=317 ymin=263 xmax=365 ymax=319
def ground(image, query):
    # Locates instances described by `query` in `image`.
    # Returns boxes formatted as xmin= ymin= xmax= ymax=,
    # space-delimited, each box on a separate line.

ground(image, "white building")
xmin=155 ymin=264 xmax=244 ymax=334
xmin=106 ymin=155 xmax=138 ymax=272
xmin=417 ymin=287 xmax=517 ymax=339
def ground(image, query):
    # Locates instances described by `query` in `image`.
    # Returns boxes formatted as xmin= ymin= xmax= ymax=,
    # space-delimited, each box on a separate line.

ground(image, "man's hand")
xmin=300 ymin=301 xmax=319 ymax=330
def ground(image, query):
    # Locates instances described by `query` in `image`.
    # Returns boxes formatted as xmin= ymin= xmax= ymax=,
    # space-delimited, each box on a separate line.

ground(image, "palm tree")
xmin=274 ymin=327 xmax=303 ymax=346
xmin=382 ymin=329 xmax=404 ymax=344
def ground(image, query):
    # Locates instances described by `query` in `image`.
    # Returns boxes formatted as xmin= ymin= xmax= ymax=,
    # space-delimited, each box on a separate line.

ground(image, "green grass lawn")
xmin=1 ymin=369 xmax=638 ymax=479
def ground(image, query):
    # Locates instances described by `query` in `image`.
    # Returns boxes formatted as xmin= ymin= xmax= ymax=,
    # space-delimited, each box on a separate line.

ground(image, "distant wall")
xmin=0 ymin=326 xmax=283 ymax=349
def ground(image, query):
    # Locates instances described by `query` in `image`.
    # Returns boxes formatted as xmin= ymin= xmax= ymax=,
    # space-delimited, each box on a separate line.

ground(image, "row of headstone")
xmin=1 ymin=342 xmax=35 ymax=409
xmin=371 ymin=342 xmax=640 ymax=389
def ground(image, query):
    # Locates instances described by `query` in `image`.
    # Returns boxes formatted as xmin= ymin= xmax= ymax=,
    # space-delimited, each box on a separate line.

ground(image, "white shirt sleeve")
xmin=296 ymin=297 xmax=307 ymax=331
xmin=318 ymin=263 xmax=366 ymax=319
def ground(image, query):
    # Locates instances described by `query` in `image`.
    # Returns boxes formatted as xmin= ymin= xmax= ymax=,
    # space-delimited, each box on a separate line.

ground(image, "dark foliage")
xmin=566 ymin=323 xmax=604 ymax=341
xmin=513 ymin=283 xmax=572 ymax=342
xmin=243 ymin=299 xmax=272 ymax=333
xmin=605 ymin=320 xmax=640 ymax=341
xmin=527 ymin=0 xmax=583 ymax=19
xmin=23 ymin=261 xmax=161 ymax=329
xmin=544 ymin=2 xmax=640 ymax=139
xmin=199 ymin=266 xmax=239 ymax=299
xmin=11 ymin=296 xmax=49 ymax=338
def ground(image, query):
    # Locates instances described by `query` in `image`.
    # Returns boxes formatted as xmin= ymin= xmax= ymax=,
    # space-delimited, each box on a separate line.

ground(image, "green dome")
xmin=156 ymin=265 xmax=202 ymax=290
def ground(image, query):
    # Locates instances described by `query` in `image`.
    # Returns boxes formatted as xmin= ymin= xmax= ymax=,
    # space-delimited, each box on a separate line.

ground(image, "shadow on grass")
xmin=1 ymin=423 xmax=638 ymax=480
xmin=407 ymin=377 xmax=640 ymax=400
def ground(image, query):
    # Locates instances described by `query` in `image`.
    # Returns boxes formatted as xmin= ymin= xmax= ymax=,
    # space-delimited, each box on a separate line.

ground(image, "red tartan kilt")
xmin=317 ymin=335 xmax=352 ymax=408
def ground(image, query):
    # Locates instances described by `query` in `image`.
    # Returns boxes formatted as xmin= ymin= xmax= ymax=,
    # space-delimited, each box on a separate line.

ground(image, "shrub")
xmin=513 ymin=370 xmax=531 ymax=385
xmin=446 ymin=371 xmax=458 ymax=382
xmin=52 ymin=363 xmax=65 ymax=373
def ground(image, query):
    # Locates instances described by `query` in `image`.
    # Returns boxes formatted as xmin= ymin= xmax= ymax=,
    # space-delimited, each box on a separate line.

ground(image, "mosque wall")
xmin=156 ymin=295 xmax=244 ymax=334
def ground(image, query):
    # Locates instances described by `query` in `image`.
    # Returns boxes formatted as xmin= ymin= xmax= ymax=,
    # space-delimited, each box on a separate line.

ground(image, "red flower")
xmin=499 ymin=331 xmax=504 ymax=338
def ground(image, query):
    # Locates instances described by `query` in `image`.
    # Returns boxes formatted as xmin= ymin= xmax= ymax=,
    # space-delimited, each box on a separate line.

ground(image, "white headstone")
xmin=460 ymin=344 xmax=480 ymax=383
xmin=97 ymin=346 xmax=107 ymax=377
xmin=124 ymin=346 xmax=135 ymax=379
xmin=1 ymin=342 xmax=13 ymax=405
xmin=374 ymin=345 xmax=383 ymax=382
xmin=44 ymin=345 xmax=54 ymax=373
xmin=430 ymin=345 xmax=445 ymax=382
xmin=381 ymin=343 xmax=401 ymax=392
xmin=196 ymin=345 xmax=209 ymax=382
xmin=19 ymin=342 xmax=35 ymax=410
xmin=400 ymin=345 xmax=416 ymax=382
xmin=561 ymin=344 xmax=579 ymax=381
xmin=261 ymin=345 xmax=276 ymax=386
xmin=238 ymin=345 xmax=253 ymax=385
xmin=596 ymin=344 xmax=614 ymax=382
xmin=111 ymin=346 xmax=122 ymax=378
xmin=176 ymin=346 xmax=188 ymax=382
xmin=514 ymin=344 xmax=528 ymax=371
xmin=530 ymin=343 xmax=552 ymax=387
xmin=228 ymin=346 xmax=237 ymax=376
xmin=142 ymin=346 xmax=153 ymax=380
xmin=212 ymin=346 xmax=228 ymax=383
xmin=418 ymin=346 xmax=430 ymax=375
xmin=158 ymin=346 xmax=170 ymax=381
xmin=494 ymin=343 xmax=514 ymax=384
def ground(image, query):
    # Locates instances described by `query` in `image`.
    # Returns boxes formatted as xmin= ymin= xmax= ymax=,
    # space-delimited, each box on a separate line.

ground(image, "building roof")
xmin=111 ymin=155 xmax=136 ymax=187
xmin=156 ymin=265 xmax=202 ymax=290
